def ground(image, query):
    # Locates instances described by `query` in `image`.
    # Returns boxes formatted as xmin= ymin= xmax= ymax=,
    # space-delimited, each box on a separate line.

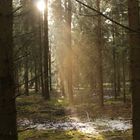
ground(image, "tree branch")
xmin=13 ymin=6 xmax=23 ymax=14
xmin=74 ymin=0 xmax=140 ymax=33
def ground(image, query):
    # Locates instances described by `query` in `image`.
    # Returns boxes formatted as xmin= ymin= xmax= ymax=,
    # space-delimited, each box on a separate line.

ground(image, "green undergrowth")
xmin=102 ymin=129 xmax=132 ymax=140
xmin=16 ymin=92 xmax=131 ymax=121
xmin=16 ymin=94 xmax=69 ymax=121
xmin=19 ymin=129 xmax=132 ymax=140
xmin=17 ymin=93 xmax=132 ymax=140
xmin=19 ymin=129 xmax=104 ymax=140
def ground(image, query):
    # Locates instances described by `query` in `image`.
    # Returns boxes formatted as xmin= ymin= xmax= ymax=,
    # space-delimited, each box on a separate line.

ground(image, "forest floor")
xmin=17 ymin=92 xmax=132 ymax=140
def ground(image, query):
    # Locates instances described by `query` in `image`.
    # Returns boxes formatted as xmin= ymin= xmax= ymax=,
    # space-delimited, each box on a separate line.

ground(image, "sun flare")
xmin=36 ymin=0 xmax=46 ymax=13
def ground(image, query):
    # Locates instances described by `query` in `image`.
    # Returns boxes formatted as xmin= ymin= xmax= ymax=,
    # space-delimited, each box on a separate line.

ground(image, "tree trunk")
xmin=60 ymin=70 xmax=65 ymax=97
xmin=15 ymin=64 xmax=20 ymax=95
xmin=66 ymin=0 xmax=73 ymax=104
xmin=34 ymin=59 xmax=38 ymax=93
xmin=43 ymin=0 xmax=50 ymax=100
xmin=116 ymin=53 xmax=121 ymax=96
xmin=96 ymin=0 xmax=104 ymax=107
xmin=39 ymin=12 xmax=45 ymax=96
xmin=0 ymin=1 xmax=18 ymax=139
xmin=24 ymin=55 xmax=29 ymax=95
xmin=112 ymin=26 xmax=117 ymax=99
xmin=128 ymin=0 xmax=140 ymax=139
xmin=49 ymin=46 xmax=52 ymax=92
xmin=122 ymin=51 xmax=126 ymax=103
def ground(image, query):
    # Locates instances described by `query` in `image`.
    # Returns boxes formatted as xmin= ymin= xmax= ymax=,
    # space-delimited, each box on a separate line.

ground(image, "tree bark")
xmin=49 ymin=45 xmax=52 ymax=92
xmin=128 ymin=0 xmax=140 ymax=139
xmin=24 ymin=54 xmax=29 ymax=96
xmin=66 ymin=0 xmax=73 ymax=104
xmin=0 ymin=1 xmax=18 ymax=139
xmin=34 ymin=59 xmax=39 ymax=93
xmin=96 ymin=0 xmax=104 ymax=107
xmin=122 ymin=51 xmax=126 ymax=103
xmin=43 ymin=0 xmax=50 ymax=100
xmin=39 ymin=13 xmax=45 ymax=95
xmin=112 ymin=25 xmax=117 ymax=99
xmin=116 ymin=53 xmax=121 ymax=96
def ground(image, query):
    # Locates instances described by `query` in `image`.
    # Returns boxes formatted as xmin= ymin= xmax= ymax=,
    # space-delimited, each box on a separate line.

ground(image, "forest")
xmin=0 ymin=0 xmax=140 ymax=140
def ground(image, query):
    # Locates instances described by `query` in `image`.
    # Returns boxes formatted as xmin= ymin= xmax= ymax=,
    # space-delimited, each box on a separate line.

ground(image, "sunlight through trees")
xmin=0 ymin=0 xmax=140 ymax=139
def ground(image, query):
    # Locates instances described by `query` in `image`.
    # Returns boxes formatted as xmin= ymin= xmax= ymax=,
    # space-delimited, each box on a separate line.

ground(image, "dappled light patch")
xmin=19 ymin=117 xmax=131 ymax=134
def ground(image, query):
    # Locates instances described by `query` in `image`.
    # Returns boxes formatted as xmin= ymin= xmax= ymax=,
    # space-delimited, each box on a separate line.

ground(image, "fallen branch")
xmin=18 ymin=126 xmax=36 ymax=133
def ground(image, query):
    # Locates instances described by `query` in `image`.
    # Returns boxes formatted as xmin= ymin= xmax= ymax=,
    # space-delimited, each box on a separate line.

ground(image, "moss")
xmin=101 ymin=130 xmax=132 ymax=140
xmin=19 ymin=129 xmax=132 ymax=140
xmin=19 ymin=129 xmax=105 ymax=140
xmin=18 ymin=130 xmax=36 ymax=140
xmin=17 ymin=94 xmax=69 ymax=121
xmin=17 ymin=94 xmax=131 ymax=140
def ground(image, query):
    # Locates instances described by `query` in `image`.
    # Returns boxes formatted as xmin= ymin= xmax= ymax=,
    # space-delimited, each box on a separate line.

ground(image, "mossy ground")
xmin=19 ymin=129 xmax=132 ymax=140
xmin=17 ymin=93 xmax=132 ymax=140
xmin=19 ymin=129 xmax=103 ymax=140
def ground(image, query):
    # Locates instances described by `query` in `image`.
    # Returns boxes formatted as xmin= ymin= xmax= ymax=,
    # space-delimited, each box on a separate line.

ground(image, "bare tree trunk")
xmin=39 ymin=12 xmax=45 ymax=95
xmin=43 ymin=0 xmax=50 ymax=100
xmin=66 ymin=0 xmax=73 ymax=104
xmin=0 ymin=1 xmax=18 ymax=139
xmin=96 ymin=0 xmax=104 ymax=107
xmin=60 ymin=69 xmax=65 ymax=97
xmin=15 ymin=64 xmax=20 ymax=94
xmin=112 ymin=26 xmax=117 ymax=99
xmin=24 ymin=54 xmax=29 ymax=95
xmin=122 ymin=51 xmax=126 ymax=103
xmin=34 ymin=59 xmax=38 ymax=93
xmin=49 ymin=46 xmax=52 ymax=92
xmin=128 ymin=0 xmax=140 ymax=139
xmin=116 ymin=53 xmax=121 ymax=96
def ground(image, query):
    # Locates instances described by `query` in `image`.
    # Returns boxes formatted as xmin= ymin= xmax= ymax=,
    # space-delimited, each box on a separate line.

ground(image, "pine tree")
xmin=0 ymin=1 xmax=18 ymax=139
xmin=128 ymin=0 xmax=140 ymax=139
